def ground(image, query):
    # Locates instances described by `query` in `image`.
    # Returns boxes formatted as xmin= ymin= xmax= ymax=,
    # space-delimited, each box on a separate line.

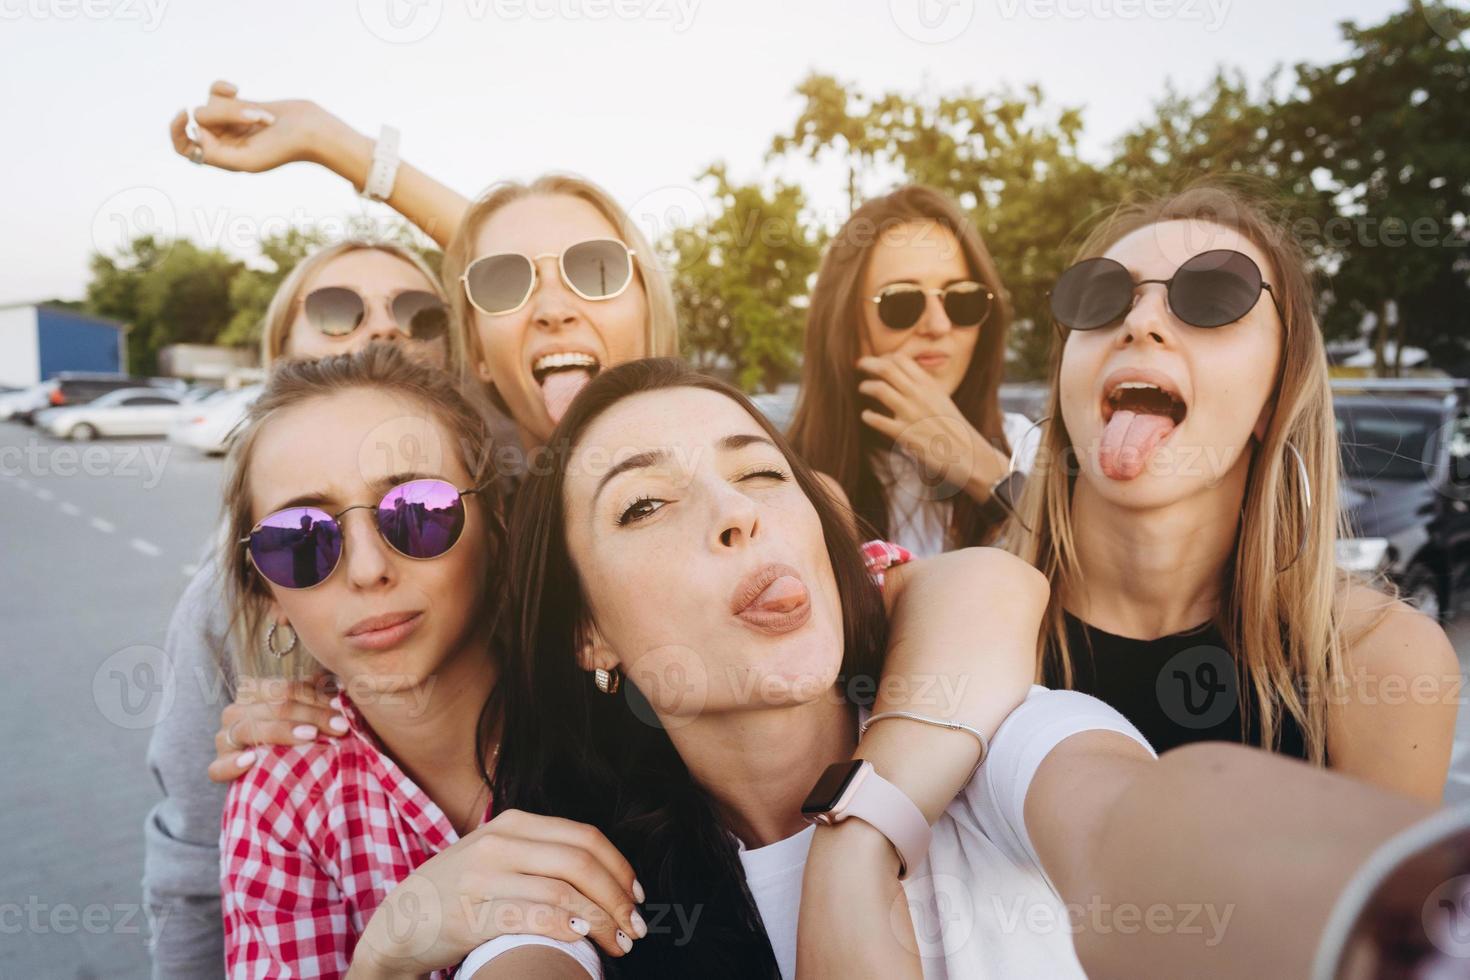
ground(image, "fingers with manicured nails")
xmin=503 ymin=813 xmax=640 ymax=896
xmin=483 ymin=874 xmax=631 ymax=957
xmin=501 ymin=838 xmax=642 ymax=943
xmin=209 ymin=79 xmax=238 ymax=98
xmin=207 ymin=750 xmax=258 ymax=784
xmin=193 ymin=93 xmax=274 ymax=132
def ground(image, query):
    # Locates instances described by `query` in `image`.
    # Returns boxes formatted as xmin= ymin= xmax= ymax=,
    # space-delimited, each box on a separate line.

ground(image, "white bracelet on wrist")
xmin=361 ymin=124 xmax=400 ymax=203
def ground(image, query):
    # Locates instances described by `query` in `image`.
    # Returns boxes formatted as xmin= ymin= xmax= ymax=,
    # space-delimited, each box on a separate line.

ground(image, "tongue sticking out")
xmin=540 ymin=368 xmax=593 ymax=425
xmin=1099 ymin=409 xmax=1176 ymax=481
xmin=749 ymin=575 xmax=809 ymax=614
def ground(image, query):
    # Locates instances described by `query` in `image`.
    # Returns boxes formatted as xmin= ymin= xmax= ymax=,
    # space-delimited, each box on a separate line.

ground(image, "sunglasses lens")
xmin=249 ymin=507 xmax=342 ymax=589
xmin=391 ymin=290 xmax=449 ymax=340
xmin=942 ymin=282 xmax=992 ymax=327
xmin=562 ymin=240 xmax=633 ymax=300
xmin=465 ymin=254 xmax=534 ymax=315
xmin=303 ymin=287 xmax=366 ymax=337
xmin=876 ymin=288 xmax=926 ymax=330
xmin=376 ymin=479 xmax=468 ymax=560
xmin=1050 ymin=258 xmax=1134 ymax=331
xmin=1171 ymin=250 xmax=1264 ymax=328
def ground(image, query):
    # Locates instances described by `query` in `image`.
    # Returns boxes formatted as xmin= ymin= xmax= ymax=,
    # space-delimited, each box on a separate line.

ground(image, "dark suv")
xmin=1334 ymin=379 xmax=1470 ymax=622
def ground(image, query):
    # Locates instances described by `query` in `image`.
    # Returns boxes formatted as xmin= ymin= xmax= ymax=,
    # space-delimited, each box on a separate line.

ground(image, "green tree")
xmin=771 ymin=74 xmax=1118 ymax=378
xmin=667 ymin=164 xmax=823 ymax=392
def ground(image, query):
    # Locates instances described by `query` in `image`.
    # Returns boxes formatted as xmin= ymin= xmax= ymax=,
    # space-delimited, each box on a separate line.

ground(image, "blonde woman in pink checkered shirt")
xmin=215 ymin=346 xmax=649 ymax=978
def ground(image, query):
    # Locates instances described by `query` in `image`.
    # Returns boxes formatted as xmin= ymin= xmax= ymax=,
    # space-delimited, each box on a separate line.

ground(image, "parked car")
xmin=37 ymin=387 xmax=185 ymax=441
xmin=168 ymin=384 xmax=262 ymax=455
xmin=1334 ymin=378 xmax=1470 ymax=622
xmin=13 ymin=373 xmax=184 ymax=424
xmin=0 ymin=382 xmax=53 ymax=421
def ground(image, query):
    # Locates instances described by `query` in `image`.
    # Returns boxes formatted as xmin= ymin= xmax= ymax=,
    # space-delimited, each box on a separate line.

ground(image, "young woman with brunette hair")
xmin=787 ymin=184 xmax=1036 ymax=556
xmin=448 ymin=357 xmax=1453 ymax=980
xmin=1009 ymin=182 xmax=1459 ymax=799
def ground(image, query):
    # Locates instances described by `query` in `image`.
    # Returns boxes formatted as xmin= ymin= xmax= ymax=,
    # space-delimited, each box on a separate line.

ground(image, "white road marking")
xmin=34 ymin=487 xmax=54 ymax=501
xmin=130 ymin=538 xmax=162 ymax=557
xmin=58 ymin=502 xmax=80 ymax=516
xmin=89 ymin=516 xmax=115 ymax=534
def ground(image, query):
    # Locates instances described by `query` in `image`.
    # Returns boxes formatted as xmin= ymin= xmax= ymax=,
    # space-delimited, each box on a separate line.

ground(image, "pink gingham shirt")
xmin=220 ymin=691 xmax=493 ymax=979
xmin=219 ymin=541 xmax=912 ymax=979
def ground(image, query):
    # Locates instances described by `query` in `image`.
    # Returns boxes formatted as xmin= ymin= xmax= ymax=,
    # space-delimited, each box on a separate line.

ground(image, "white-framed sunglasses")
xmin=460 ymin=238 xmax=639 ymax=316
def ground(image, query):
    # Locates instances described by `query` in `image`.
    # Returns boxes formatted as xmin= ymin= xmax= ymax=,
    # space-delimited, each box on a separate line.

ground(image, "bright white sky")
xmin=0 ymin=0 xmax=1417 ymax=305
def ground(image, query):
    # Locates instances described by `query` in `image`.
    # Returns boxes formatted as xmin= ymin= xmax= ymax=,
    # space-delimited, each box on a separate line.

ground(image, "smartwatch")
xmin=978 ymin=470 xmax=1025 ymax=525
xmin=801 ymin=759 xmax=932 ymax=879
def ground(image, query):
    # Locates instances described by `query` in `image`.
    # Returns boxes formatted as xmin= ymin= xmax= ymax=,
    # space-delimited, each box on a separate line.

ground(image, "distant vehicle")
xmin=37 ymin=387 xmax=185 ymax=441
xmin=168 ymin=384 xmax=262 ymax=455
xmin=1334 ymin=378 xmax=1470 ymax=622
xmin=13 ymin=373 xmax=185 ymax=424
xmin=0 ymin=382 xmax=52 ymax=421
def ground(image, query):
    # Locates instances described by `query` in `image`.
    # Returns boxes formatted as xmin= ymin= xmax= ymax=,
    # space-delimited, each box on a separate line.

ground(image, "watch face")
xmin=801 ymin=761 xmax=864 ymax=815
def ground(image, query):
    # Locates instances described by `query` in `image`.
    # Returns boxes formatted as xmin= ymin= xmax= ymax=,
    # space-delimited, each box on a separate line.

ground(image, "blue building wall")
xmin=36 ymin=307 xmax=125 ymax=378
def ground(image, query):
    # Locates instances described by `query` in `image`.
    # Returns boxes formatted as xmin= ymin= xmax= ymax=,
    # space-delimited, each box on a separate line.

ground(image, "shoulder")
xmin=224 ymin=739 xmax=349 ymax=835
xmin=1340 ymin=582 xmax=1459 ymax=684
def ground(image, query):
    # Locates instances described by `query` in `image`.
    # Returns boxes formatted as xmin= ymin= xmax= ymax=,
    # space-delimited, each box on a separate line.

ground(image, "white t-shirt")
xmin=875 ymin=411 xmax=1040 ymax=558
xmin=456 ymin=686 xmax=1153 ymax=980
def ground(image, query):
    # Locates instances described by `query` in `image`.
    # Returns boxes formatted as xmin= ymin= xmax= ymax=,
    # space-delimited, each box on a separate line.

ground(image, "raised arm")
xmin=169 ymin=81 xmax=469 ymax=247
xmin=796 ymin=546 xmax=1046 ymax=979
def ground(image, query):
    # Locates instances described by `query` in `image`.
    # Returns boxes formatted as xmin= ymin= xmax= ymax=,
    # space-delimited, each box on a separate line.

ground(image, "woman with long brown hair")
xmin=788 ymin=184 xmax=1035 ymax=556
xmin=1009 ymin=182 xmax=1459 ymax=799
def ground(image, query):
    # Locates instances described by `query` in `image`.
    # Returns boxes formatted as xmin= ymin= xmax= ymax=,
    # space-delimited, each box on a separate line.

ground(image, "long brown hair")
xmin=491 ymin=357 xmax=888 ymax=978
xmin=1008 ymin=182 xmax=1355 ymax=764
xmin=787 ymin=184 xmax=1013 ymax=547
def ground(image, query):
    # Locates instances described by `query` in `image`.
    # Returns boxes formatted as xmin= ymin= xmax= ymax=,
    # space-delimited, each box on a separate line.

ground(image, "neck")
xmin=666 ymin=689 xmax=857 ymax=849
xmin=351 ymin=634 xmax=498 ymax=830
xmin=1067 ymin=452 xmax=1251 ymax=639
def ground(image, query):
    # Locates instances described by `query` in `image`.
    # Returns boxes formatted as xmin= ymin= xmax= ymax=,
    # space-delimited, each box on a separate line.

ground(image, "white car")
xmin=168 ymin=384 xmax=262 ymax=455
xmin=0 ymin=382 xmax=52 ymax=422
xmin=38 ymin=387 xmax=185 ymax=440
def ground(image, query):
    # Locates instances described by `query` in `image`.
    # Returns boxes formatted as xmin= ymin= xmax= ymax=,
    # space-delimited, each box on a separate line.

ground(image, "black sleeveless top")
xmin=1043 ymin=612 xmax=1312 ymax=760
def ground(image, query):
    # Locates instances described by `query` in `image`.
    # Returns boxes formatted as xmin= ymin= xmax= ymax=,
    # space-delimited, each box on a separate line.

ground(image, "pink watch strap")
xmin=842 ymin=764 xmax=933 ymax=879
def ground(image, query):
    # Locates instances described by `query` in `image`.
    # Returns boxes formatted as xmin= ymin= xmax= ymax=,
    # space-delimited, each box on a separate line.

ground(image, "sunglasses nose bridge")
xmin=1119 ymin=283 xmax=1176 ymax=344
xmin=336 ymin=506 xmax=398 ymax=586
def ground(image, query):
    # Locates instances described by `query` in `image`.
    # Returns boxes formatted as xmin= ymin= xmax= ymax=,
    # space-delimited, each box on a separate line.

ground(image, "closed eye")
xmin=736 ymin=466 xmax=789 ymax=483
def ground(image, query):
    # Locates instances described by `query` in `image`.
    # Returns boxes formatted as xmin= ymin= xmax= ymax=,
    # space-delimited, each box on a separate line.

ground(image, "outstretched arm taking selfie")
xmin=170 ymin=81 xmax=469 ymax=247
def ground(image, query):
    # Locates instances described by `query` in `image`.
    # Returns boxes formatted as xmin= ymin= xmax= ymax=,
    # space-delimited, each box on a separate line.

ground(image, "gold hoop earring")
xmin=593 ymin=667 xmax=621 ymax=695
xmin=265 ymin=622 xmax=298 ymax=659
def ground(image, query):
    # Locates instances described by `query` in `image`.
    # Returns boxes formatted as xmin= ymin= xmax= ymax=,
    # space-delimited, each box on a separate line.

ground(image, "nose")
xmin=1116 ymin=284 xmax=1176 ymax=349
xmin=362 ymin=296 xmax=408 ymax=344
xmin=340 ymin=510 xmax=396 ymax=590
xmin=528 ymin=255 xmax=580 ymax=333
xmin=709 ymin=476 xmax=760 ymax=551
xmin=915 ymin=292 xmax=953 ymax=338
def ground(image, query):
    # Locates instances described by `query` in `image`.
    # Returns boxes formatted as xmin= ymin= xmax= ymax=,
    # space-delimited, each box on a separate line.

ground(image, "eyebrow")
xmin=262 ymin=471 xmax=445 ymax=516
xmin=590 ymin=433 xmax=781 ymax=507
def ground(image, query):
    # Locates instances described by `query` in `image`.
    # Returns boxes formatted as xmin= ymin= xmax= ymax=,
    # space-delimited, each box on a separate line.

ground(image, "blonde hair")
xmin=258 ymin=241 xmax=446 ymax=367
xmin=1008 ymin=182 xmax=1356 ymax=765
xmin=221 ymin=344 xmax=506 ymax=680
xmin=440 ymin=174 xmax=680 ymax=391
